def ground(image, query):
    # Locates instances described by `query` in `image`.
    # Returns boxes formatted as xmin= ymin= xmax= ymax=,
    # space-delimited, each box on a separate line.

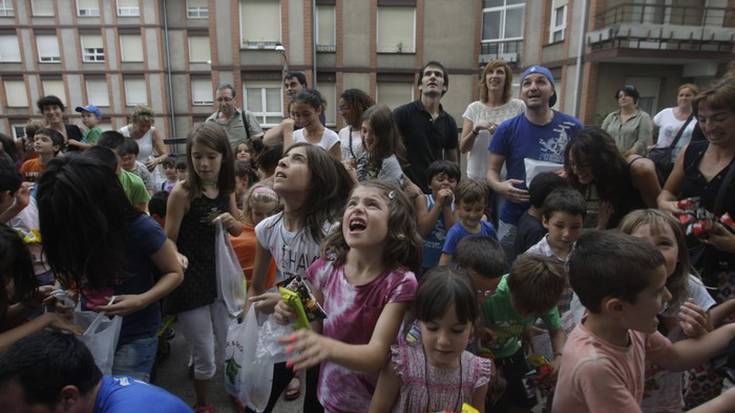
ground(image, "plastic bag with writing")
xmin=215 ymin=219 xmax=246 ymax=317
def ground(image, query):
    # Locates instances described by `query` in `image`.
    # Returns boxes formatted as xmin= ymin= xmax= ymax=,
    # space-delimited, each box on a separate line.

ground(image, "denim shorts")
xmin=112 ymin=335 xmax=159 ymax=382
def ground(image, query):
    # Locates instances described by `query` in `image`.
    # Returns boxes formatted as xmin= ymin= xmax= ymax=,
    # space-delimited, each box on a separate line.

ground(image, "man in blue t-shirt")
xmin=0 ymin=331 xmax=192 ymax=413
xmin=486 ymin=65 xmax=582 ymax=254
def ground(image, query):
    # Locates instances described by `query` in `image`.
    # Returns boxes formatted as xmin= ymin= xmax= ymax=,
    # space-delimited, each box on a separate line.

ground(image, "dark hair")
xmin=292 ymin=89 xmax=325 ymax=111
xmin=149 ymin=190 xmax=169 ymax=217
xmin=563 ymin=127 xmax=630 ymax=205
xmin=541 ymin=187 xmax=586 ymax=220
xmin=33 ymin=128 xmax=65 ymax=153
xmin=528 ymin=172 xmax=568 ymax=208
xmin=184 ymin=122 xmax=235 ymax=201
xmin=280 ymin=143 xmax=354 ymax=242
xmin=97 ymin=130 xmax=126 ymax=151
xmin=414 ymin=266 xmax=478 ymax=324
xmin=284 ymin=71 xmax=308 ymax=87
xmin=0 ymin=151 xmax=21 ymax=193
xmin=615 ymin=85 xmax=640 ymax=104
xmin=118 ymin=138 xmax=139 ymax=157
xmin=0 ymin=133 xmax=20 ymax=163
xmin=256 ymin=143 xmax=282 ymax=174
xmin=82 ymin=146 xmax=118 ymax=171
xmin=569 ymin=230 xmax=665 ymax=313
xmin=361 ymin=104 xmax=406 ymax=171
xmin=340 ymin=88 xmax=375 ymax=127
xmin=0 ymin=224 xmax=37 ymax=316
xmin=454 ymin=178 xmax=489 ymax=206
xmin=0 ymin=331 xmax=102 ymax=406
xmin=235 ymin=159 xmax=259 ymax=184
xmin=322 ymin=180 xmax=422 ymax=273
xmin=426 ymin=160 xmax=461 ymax=184
xmin=161 ymin=156 xmax=176 ymax=168
xmin=418 ymin=61 xmax=449 ymax=96
xmin=508 ymin=254 xmax=567 ymax=315
xmin=175 ymin=159 xmax=187 ymax=171
xmin=454 ymin=235 xmax=506 ymax=278
xmin=36 ymin=95 xmax=65 ymax=113
xmin=37 ymin=156 xmax=141 ymax=289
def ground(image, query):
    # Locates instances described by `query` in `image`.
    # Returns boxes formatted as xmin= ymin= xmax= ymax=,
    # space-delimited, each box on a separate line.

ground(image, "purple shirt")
xmin=307 ymin=258 xmax=417 ymax=413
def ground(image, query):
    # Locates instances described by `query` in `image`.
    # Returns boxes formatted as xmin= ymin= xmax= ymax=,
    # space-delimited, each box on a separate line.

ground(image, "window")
xmin=318 ymin=81 xmax=336 ymax=125
xmin=31 ymin=0 xmax=54 ymax=16
xmin=124 ymin=77 xmax=147 ymax=106
xmin=117 ymin=0 xmax=139 ymax=17
xmin=188 ymin=35 xmax=211 ymax=63
xmin=0 ymin=0 xmax=14 ymax=17
xmin=191 ymin=78 xmax=213 ymax=106
xmin=4 ymin=80 xmax=28 ymax=107
xmin=120 ymin=34 xmax=143 ymax=62
xmin=240 ymin=0 xmax=281 ymax=48
xmin=86 ymin=78 xmax=109 ymax=107
xmin=481 ymin=0 xmax=524 ymax=57
xmin=0 ymin=35 xmax=21 ymax=62
xmin=549 ymin=1 xmax=567 ymax=43
xmin=42 ymin=79 xmax=66 ymax=104
xmin=316 ymin=5 xmax=336 ymax=52
xmin=377 ymin=7 xmax=415 ymax=53
xmin=12 ymin=124 xmax=27 ymax=140
xmin=377 ymin=82 xmax=414 ymax=110
xmin=187 ymin=0 xmax=208 ymax=19
xmin=36 ymin=34 xmax=61 ymax=63
xmin=77 ymin=0 xmax=100 ymax=16
xmin=81 ymin=34 xmax=104 ymax=62
xmin=243 ymin=82 xmax=282 ymax=126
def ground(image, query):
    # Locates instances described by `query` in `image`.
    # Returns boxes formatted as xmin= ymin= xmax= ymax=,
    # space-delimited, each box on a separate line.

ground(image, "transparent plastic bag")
xmin=215 ymin=219 xmax=246 ymax=317
xmin=73 ymin=299 xmax=122 ymax=375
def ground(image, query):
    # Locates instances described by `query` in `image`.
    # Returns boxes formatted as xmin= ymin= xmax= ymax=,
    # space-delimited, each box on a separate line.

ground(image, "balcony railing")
xmin=595 ymin=2 xmax=735 ymax=29
xmin=479 ymin=40 xmax=523 ymax=65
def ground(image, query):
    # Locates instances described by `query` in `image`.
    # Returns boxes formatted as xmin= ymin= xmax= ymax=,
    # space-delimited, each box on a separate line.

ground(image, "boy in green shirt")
xmin=75 ymin=105 xmax=103 ymax=147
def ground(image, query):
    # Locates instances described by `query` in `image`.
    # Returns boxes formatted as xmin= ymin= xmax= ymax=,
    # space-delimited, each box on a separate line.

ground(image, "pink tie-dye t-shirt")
xmin=306 ymin=258 xmax=417 ymax=413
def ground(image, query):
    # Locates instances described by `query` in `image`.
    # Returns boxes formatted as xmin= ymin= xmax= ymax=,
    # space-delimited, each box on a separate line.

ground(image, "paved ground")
xmin=152 ymin=322 xmax=302 ymax=413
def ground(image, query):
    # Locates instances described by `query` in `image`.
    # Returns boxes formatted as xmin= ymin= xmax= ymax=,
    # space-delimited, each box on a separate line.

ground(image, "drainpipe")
xmin=312 ymin=0 xmax=317 ymax=89
xmin=162 ymin=0 xmax=177 ymax=137
xmin=573 ymin=0 xmax=589 ymax=119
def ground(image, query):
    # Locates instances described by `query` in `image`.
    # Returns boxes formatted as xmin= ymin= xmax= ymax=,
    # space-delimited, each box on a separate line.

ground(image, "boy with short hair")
xmin=482 ymin=253 xmax=567 ymax=412
xmin=416 ymin=160 xmax=460 ymax=272
xmin=75 ymin=104 xmax=103 ymax=147
xmin=96 ymin=131 xmax=150 ymax=212
xmin=454 ymin=234 xmax=507 ymax=297
xmin=160 ymin=156 xmax=178 ymax=192
xmin=553 ymin=231 xmax=735 ymax=413
xmin=19 ymin=128 xmax=64 ymax=182
xmin=527 ymin=187 xmax=585 ymax=262
xmin=513 ymin=172 xmax=569 ymax=259
xmin=118 ymin=138 xmax=156 ymax=194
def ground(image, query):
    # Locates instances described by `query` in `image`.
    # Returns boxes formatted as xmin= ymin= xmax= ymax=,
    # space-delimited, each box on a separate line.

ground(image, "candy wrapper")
xmin=526 ymin=354 xmax=556 ymax=396
xmin=675 ymin=197 xmax=735 ymax=238
xmin=278 ymin=277 xmax=326 ymax=330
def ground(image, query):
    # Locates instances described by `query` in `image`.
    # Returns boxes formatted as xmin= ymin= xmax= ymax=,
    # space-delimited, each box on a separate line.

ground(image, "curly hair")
xmin=340 ymin=88 xmax=374 ymax=128
xmin=130 ymin=105 xmax=155 ymax=126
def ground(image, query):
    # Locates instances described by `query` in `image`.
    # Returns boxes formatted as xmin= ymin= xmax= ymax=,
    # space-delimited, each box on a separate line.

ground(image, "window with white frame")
xmin=191 ymin=78 xmax=213 ymax=106
xmin=42 ymin=79 xmax=66 ymax=104
xmin=31 ymin=0 xmax=54 ymax=16
xmin=120 ymin=34 xmax=143 ymax=62
xmin=124 ymin=77 xmax=147 ymax=106
xmin=243 ymin=82 xmax=282 ymax=126
xmin=0 ymin=0 xmax=14 ymax=17
xmin=377 ymin=7 xmax=415 ymax=53
xmin=117 ymin=0 xmax=139 ymax=17
xmin=85 ymin=78 xmax=109 ymax=106
xmin=318 ymin=81 xmax=336 ymax=125
xmin=81 ymin=34 xmax=104 ymax=62
xmin=240 ymin=0 xmax=281 ymax=48
xmin=550 ymin=0 xmax=567 ymax=43
xmin=12 ymin=124 xmax=27 ymax=140
xmin=188 ymin=35 xmax=210 ymax=63
xmin=377 ymin=82 xmax=414 ymax=110
xmin=316 ymin=5 xmax=336 ymax=52
xmin=77 ymin=0 xmax=100 ymax=17
xmin=4 ymin=80 xmax=28 ymax=107
xmin=482 ymin=0 xmax=524 ymax=54
xmin=0 ymin=35 xmax=21 ymax=62
xmin=187 ymin=0 xmax=208 ymax=19
xmin=36 ymin=34 xmax=60 ymax=63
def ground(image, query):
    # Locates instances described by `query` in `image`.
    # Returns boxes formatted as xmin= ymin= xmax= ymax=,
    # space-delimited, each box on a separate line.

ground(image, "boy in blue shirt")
xmin=415 ymin=160 xmax=459 ymax=273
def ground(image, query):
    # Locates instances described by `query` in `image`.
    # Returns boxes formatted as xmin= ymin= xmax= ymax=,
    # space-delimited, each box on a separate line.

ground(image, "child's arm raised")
xmin=367 ymin=361 xmax=402 ymax=413
xmin=415 ymin=189 xmax=453 ymax=238
xmin=648 ymin=322 xmax=735 ymax=372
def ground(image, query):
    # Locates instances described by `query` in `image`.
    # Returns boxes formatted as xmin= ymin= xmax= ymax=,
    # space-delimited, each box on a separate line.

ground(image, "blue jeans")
xmin=112 ymin=335 xmax=158 ymax=382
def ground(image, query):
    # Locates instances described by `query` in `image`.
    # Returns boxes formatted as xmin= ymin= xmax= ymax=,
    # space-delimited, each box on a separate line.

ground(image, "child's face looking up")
xmin=543 ymin=211 xmax=583 ymax=250
xmin=420 ymin=304 xmax=472 ymax=369
xmin=342 ymin=186 xmax=390 ymax=249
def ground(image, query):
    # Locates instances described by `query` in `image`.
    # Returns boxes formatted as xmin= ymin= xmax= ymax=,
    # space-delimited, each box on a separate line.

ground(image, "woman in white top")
xmin=119 ymin=105 xmax=169 ymax=172
xmin=283 ymin=89 xmax=341 ymax=160
xmin=653 ymin=83 xmax=699 ymax=161
xmin=337 ymin=88 xmax=374 ymax=165
xmin=460 ymin=60 xmax=525 ymax=180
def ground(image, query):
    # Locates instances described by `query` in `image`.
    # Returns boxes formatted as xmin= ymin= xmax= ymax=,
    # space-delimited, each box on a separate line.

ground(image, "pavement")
xmin=152 ymin=322 xmax=302 ymax=413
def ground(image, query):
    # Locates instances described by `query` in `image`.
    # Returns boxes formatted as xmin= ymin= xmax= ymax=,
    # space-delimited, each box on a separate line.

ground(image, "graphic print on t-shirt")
xmin=538 ymin=121 xmax=576 ymax=163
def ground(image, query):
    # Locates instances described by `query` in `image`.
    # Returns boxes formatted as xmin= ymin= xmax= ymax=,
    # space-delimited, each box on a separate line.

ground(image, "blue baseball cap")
xmin=520 ymin=65 xmax=557 ymax=107
xmin=75 ymin=105 xmax=103 ymax=118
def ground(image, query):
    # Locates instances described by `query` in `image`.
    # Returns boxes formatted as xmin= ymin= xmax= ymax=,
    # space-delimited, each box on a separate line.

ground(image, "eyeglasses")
xmin=216 ymin=97 xmax=233 ymax=102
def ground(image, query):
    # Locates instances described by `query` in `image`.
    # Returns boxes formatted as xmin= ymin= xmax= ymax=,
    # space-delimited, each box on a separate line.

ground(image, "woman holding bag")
xmin=650 ymin=84 xmax=699 ymax=183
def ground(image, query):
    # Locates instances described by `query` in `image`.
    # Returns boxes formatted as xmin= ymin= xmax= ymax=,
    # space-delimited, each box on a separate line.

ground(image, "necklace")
xmin=422 ymin=342 xmax=462 ymax=413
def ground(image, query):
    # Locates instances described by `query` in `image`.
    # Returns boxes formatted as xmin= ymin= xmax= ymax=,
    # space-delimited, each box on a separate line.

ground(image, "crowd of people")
xmin=1 ymin=59 xmax=735 ymax=413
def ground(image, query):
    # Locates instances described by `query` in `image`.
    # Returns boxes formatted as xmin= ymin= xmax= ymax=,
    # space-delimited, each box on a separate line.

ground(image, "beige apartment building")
xmin=0 ymin=0 xmax=733 ymax=142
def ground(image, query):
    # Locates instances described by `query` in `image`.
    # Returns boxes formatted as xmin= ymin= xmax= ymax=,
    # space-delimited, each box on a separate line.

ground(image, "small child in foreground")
xmin=513 ymin=172 xmax=568 ymax=261
xmin=526 ymin=186 xmax=585 ymax=263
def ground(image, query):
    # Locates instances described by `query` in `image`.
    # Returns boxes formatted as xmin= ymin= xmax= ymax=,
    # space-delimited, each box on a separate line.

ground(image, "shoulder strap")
xmin=669 ymin=114 xmax=694 ymax=149
xmin=714 ymin=158 xmax=735 ymax=215
xmin=241 ymin=110 xmax=251 ymax=141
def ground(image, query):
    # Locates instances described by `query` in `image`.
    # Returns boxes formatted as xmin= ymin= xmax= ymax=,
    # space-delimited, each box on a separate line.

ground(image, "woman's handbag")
xmin=649 ymin=114 xmax=694 ymax=185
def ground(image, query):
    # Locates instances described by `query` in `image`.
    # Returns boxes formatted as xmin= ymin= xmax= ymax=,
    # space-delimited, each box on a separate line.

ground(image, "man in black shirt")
xmin=393 ymin=61 xmax=458 ymax=193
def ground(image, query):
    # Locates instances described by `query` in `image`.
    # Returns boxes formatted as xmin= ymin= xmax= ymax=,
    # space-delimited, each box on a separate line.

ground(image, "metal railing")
xmin=479 ymin=39 xmax=523 ymax=64
xmin=595 ymin=2 xmax=735 ymax=29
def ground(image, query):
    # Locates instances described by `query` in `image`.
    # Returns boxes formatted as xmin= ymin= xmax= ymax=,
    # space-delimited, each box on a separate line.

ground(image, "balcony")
xmin=587 ymin=2 xmax=735 ymax=53
xmin=479 ymin=40 xmax=523 ymax=65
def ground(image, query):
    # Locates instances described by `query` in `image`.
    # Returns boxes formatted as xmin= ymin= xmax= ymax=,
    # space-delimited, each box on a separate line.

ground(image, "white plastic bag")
xmin=73 ymin=303 xmax=123 ymax=375
xmin=215 ymin=219 xmax=246 ymax=317
xmin=524 ymin=158 xmax=563 ymax=188
xmin=224 ymin=305 xmax=274 ymax=412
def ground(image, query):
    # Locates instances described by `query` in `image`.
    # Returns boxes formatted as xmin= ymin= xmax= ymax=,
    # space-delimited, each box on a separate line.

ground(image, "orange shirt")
xmin=20 ymin=158 xmax=43 ymax=182
xmin=230 ymin=224 xmax=276 ymax=289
